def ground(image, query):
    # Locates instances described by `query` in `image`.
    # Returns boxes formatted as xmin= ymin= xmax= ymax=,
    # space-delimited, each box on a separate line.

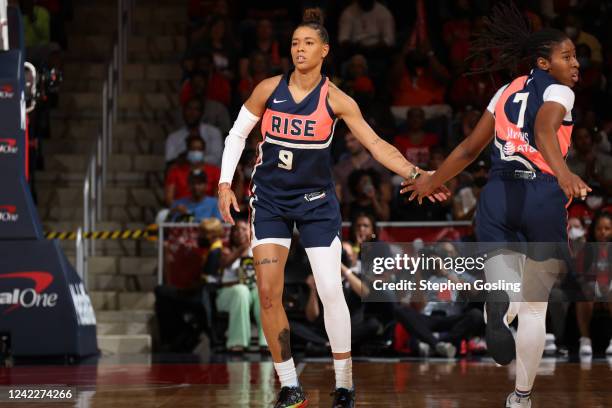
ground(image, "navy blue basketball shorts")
xmin=248 ymin=187 xmax=342 ymax=249
xmin=475 ymin=171 xmax=571 ymax=260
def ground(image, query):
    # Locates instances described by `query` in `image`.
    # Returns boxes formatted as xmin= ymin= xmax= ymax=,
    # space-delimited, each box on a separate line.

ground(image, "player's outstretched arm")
xmin=401 ymin=111 xmax=496 ymax=204
xmin=328 ymin=85 xmax=449 ymax=203
xmin=218 ymin=76 xmax=281 ymax=224
xmin=535 ymin=101 xmax=591 ymax=200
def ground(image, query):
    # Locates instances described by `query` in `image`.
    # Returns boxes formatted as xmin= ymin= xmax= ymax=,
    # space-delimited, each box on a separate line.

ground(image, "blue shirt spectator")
xmin=169 ymin=169 xmax=222 ymax=222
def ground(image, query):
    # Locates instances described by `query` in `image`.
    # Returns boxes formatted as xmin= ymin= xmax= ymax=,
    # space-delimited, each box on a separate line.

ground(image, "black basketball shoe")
xmin=274 ymin=385 xmax=308 ymax=408
xmin=331 ymin=387 xmax=355 ymax=408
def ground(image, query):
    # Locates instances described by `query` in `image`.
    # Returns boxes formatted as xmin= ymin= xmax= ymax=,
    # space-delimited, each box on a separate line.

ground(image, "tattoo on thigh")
xmin=255 ymin=258 xmax=278 ymax=266
xmin=278 ymin=328 xmax=291 ymax=361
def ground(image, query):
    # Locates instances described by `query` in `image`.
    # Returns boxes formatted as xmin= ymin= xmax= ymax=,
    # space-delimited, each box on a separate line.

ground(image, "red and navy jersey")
xmin=488 ymin=68 xmax=574 ymax=175
xmin=252 ymin=74 xmax=338 ymax=199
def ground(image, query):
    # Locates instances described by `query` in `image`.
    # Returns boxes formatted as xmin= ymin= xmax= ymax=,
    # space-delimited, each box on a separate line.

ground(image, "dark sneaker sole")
xmin=485 ymin=290 xmax=515 ymax=366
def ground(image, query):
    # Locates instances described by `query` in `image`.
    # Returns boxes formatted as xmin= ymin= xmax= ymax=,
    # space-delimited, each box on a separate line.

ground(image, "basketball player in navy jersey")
xmin=218 ymin=8 xmax=448 ymax=408
xmin=403 ymin=4 xmax=591 ymax=407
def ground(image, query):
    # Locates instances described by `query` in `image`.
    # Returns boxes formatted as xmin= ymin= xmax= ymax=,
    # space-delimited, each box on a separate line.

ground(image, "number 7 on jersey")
xmin=513 ymin=92 xmax=529 ymax=128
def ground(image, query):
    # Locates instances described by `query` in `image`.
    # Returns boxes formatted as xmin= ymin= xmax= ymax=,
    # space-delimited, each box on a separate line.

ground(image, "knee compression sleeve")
xmin=304 ymin=237 xmax=352 ymax=353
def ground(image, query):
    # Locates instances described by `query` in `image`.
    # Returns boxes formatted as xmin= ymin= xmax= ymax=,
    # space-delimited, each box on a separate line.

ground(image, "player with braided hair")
xmin=403 ymin=3 xmax=590 ymax=407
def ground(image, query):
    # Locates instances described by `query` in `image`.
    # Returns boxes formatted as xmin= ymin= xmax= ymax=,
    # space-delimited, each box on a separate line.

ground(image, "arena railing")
xmin=76 ymin=0 xmax=133 ymax=286
xmin=154 ymin=221 xmax=473 ymax=285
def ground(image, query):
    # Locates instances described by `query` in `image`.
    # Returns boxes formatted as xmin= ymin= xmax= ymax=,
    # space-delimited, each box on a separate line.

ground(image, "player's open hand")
xmin=218 ymin=183 xmax=240 ymax=225
xmin=558 ymin=171 xmax=592 ymax=201
xmin=400 ymin=171 xmax=450 ymax=204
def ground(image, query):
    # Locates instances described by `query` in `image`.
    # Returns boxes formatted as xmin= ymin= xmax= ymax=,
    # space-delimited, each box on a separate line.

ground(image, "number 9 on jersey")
xmin=278 ymin=150 xmax=293 ymax=170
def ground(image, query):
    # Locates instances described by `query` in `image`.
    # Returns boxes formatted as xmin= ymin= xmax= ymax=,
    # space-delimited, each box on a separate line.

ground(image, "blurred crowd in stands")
xmin=157 ymin=0 xmax=612 ymax=359
xmin=163 ymin=0 xmax=612 ymax=226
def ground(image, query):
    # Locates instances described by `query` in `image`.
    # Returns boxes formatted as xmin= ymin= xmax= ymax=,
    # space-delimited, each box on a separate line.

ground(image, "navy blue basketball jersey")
xmin=488 ymin=68 xmax=574 ymax=175
xmin=251 ymin=74 xmax=338 ymax=200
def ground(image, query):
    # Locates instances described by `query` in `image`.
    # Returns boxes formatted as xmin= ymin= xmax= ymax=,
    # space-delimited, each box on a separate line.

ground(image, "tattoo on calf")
xmin=255 ymin=258 xmax=279 ymax=266
xmin=278 ymin=328 xmax=292 ymax=361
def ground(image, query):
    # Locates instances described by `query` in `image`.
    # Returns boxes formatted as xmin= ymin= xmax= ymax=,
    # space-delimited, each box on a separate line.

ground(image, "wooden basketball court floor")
xmin=1 ymin=356 xmax=611 ymax=407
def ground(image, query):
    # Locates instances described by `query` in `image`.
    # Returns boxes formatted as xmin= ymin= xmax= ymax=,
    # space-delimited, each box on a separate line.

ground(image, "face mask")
xmin=187 ymin=150 xmax=204 ymax=163
xmin=565 ymin=26 xmax=578 ymax=38
xmin=568 ymin=227 xmax=585 ymax=240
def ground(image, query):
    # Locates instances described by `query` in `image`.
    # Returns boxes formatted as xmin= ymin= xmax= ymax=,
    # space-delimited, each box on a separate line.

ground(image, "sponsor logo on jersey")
xmin=503 ymin=141 xmax=516 ymax=156
xmin=304 ymin=191 xmax=326 ymax=202
xmin=502 ymin=140 xmax=537 ymax=156
xmin=506 ymin=127 xmax=530 ymax=143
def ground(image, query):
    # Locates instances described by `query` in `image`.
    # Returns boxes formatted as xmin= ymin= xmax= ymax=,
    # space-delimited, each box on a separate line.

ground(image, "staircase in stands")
xmin=36 ymin=0 xmax=188 ymax=355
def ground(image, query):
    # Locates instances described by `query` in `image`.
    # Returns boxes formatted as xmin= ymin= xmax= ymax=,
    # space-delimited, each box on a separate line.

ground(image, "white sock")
xmin=333 ymin=357 xmax=353 ymax=389
xmin=274 ymin=358 xmax=298 ymax=388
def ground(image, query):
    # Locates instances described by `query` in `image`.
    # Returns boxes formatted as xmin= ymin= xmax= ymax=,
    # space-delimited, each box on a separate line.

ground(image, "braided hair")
xmin=296 ymin=8 xmax=330 ymax=44
xmin=468 ymin=2 xmax=568 ymax=75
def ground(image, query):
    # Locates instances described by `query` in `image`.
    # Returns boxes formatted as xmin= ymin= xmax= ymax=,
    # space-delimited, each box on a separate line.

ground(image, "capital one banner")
xmin=0 ymin=240 xmax=98 ymax=357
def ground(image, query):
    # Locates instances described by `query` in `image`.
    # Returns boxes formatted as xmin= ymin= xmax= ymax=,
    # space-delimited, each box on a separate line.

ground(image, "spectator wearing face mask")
xmin=165 ymin=135 xmax=221 ymax=207
xmin=168 ymin=170 xmax=222 ymax=222
xmin=568 ymin=217 xmax=588 ymax=244
xmin=166 ymin=98 xmax=224 ymax=166
xmin=567 ymin=127 xmax=612 ymax=197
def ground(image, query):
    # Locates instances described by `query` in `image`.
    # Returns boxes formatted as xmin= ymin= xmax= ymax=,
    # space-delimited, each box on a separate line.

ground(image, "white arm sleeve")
xmin=486 ymin=84 xmax=509 ymax=114
xmin=543 ymin=84 xmax=574 ymax=120
xmin=219 ymin=105 xmax=260 ymax=185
